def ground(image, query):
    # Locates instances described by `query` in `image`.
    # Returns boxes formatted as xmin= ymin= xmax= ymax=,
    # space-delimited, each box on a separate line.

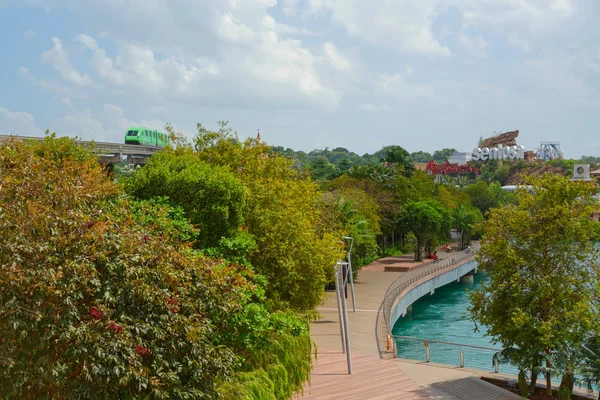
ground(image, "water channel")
xmin=391 ymin=272 xmax=519 ymax=376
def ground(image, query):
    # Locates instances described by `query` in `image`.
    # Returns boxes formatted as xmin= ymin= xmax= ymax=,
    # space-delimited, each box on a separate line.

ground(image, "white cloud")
xmin=521 ymin=58 xmax=598 ymax=102
xmin=50 ymin=103 xmax=171 ymax=143
xmin=23 ymin=29 xmax=35 ymax=38
xmin=0 ymin=107 xmax=44 ymax=136
xmin=507 ymin=35 xmax=531 ymax=52
xmin=459 ymin=31 xmax=488 ymax=52
xmin=306 ymin=0 xmax=578 ymax=55
xmin=0 ymin=101 xmax=175 ymax=145
xmin=323 ymin=42 xmax=353 ymax=72
xmin=359 ymin=103 xmax=391 ymax=112
xmin=308 ymin=0 xmax=451 ymax=56
xmin=18 ymin=66 xmax=89 ymax=99
xmin=281 ymin=0 xmax=299 ymax=16
xmin=73 ymin=17 xmax=343 ymax=107
xmin=377 ymin=67 xmax=440 ymax=103
xmin=40 ymin=37 xmax=94 ymax=87
xmin=76 ymin=34 xmax=219 ymax=98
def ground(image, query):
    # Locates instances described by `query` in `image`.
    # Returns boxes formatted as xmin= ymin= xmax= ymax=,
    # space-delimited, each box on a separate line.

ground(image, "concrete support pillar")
xmin=460 ymin=274 xmax=474 ymax=283
xmin=407 ymin=305 xmax=412 ymax=313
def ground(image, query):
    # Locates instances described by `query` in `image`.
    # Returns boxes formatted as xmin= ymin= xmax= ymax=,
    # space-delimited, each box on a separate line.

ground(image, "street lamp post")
xmin=341 ymin=236 xmax=356 ymax=312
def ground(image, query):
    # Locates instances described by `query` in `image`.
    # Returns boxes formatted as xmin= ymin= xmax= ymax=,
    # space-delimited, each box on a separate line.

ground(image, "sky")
xmin=1 ymin=0 xmax=599 ymax=158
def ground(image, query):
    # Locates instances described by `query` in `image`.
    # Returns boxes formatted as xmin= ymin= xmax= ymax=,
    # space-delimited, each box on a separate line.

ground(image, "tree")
xmin=125 ymin=150 xmax=246 ymax=248
xmin=432 ymin=148 xmax=456 ymax=163
xmin=452 ymin=201 xmax=482 ymax=250
xmin=397 ymin=201 xmax=451 ymax=261
xmin=0 ymin=136 xmax=245 ymax=398
xmin=318 ymin=188 xmax=380 ymax=268
xmin=465 ymin=180 xmax=499 ymax=214
xmin=380 ymin=145 xmax=415 ymax=177
xmin=469 ymin=174 xmax=600 ymax=397
xmin=411 ymin=151 xmax=433 ymax=163
xmin=192 ymin=122 xmax=342 ymax=311
xmin=0 ymin=135 xmax=317 ymax=399
xmin=309 ymin=156 xmax=338 ymax=181
xmin=581 ymin=336 xmax=600 ymax=399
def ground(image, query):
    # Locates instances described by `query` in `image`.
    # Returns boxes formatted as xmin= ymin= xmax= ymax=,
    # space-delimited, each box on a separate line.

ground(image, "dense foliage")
xmin=127 ymin=122 xmax=342 ymax=312
xmin=469 ymin=174 xmax=600 ymax=398
xmin=0 ymin=136 xmax=314 ymax=399
xmin=124 ymin=151 xmax=245 ymax=248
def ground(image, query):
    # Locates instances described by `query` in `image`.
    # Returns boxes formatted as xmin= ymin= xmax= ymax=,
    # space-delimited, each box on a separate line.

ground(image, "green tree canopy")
xmin=432 ymin=148 xmax=457 ymax=163
xmin=0 ymin=135 xmax=316 ymax=399
xmin=191 ymin=123 xmax=342 ymax=311
xmin=397 ymin=200 xmax=451 ymax=261
xmin=125 ymin=150 xmax=246 ymax=248
xmin=411 ymin=151 xmax=433 ymax=163
xmin=469 ymin=174 xmax=600 ymax=397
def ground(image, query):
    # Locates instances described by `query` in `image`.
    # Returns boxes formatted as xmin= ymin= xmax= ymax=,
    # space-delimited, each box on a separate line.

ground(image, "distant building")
xmin=414 ymin=163 xmax=428 ymax=171
xmin=447 ymin=151 xmax=471 ymax=166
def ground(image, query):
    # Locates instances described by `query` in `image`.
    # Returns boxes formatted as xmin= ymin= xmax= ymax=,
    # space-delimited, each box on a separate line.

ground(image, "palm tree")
xmin=452 ymin=201 xmax=475 ymax=250
xmin=380 ymin=145 xmax=415 ymax=177
xmin=581 ymin=336 xmax=600 ymax=400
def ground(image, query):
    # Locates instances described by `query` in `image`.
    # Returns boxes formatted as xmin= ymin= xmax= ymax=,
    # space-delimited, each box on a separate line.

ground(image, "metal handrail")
xmin=393 ymin=335 xmax=502 ymax=372
xmin=394 ymin=335 xmax=500 ymax=351
xmin=376 ymin=244 xmax=480 ymax=360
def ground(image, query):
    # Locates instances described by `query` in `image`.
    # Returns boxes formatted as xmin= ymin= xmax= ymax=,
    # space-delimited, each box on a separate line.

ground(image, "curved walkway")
xmin=299 ymin=246 xmax=523 ymax=400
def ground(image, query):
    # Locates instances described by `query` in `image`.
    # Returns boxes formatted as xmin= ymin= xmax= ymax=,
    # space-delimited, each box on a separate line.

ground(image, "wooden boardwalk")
xmin=298 ymin=349 xmax=525 ymax=400
xmin=298 ymin=349 xmax=428 ymax=400
xmin=300 ymin=243 xmax=526 ymax=400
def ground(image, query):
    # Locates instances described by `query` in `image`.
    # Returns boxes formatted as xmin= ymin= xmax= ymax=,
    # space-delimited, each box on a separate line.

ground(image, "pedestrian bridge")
xmin=376 ymin=249 xmax=479 ymax=359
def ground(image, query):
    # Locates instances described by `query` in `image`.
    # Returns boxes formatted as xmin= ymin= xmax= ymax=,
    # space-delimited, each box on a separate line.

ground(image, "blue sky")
xmin=1 ymin=0 xmax=599 ymax=158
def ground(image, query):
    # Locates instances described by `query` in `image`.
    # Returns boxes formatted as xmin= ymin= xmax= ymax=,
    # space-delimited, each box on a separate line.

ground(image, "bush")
xmin=0 ymin=137 xmax=266 ymax=398
xmin=125 ymin=150 xmax=246 ymax=248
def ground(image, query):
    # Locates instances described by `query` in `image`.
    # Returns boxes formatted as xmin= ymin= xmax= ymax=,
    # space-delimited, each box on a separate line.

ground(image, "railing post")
xmin=334 ymin=267 xmax=346 ymax=354
xmin=340 ymin=265 xmax=352 ymax=374
xmin=425 ymin=341 xmax=430 ymax=363
xmin=460 ymin=347 xmax=464 ymax=368
xmin=494 ymin=358 xmax=499 ymax=373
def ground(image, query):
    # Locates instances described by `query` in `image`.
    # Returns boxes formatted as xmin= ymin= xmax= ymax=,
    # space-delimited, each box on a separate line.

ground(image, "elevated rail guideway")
xmin=0 ymin=134 xmax=160 ymax=165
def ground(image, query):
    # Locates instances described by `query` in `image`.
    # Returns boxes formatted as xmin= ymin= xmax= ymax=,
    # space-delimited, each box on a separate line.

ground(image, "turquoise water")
xmin=391 ymin=272 xmax=519 ymax=376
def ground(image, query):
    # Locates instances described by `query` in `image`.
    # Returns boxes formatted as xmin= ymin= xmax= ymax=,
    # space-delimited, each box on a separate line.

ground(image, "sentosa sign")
xmin=472 ymin=144 xmax=525 ymax=161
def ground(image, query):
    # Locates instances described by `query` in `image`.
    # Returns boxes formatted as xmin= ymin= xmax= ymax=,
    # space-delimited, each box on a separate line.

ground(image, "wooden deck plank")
xmin=298 ymin=349 xmax=524 ymax=400
xmin=298 ymin=349 xmax=428 ymax=400
xmin=428 ymin=376 xmax=524 ymax=400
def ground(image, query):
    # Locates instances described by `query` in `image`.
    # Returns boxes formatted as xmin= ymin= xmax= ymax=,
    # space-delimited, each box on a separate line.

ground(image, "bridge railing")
xmin=376 ymin=244 xmax=479 ymax=359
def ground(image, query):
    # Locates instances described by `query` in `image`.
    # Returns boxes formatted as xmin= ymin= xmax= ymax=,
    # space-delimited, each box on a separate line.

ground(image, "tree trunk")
xmin=530 ymin=366 xmax=538 ymax=393
xmin=518 ymin=370 xmax=529 ymax=397
xmin=415 ymin=239 xmax=422 ymax=261
xmin=546 ymin=350 xmax=552 ymax=396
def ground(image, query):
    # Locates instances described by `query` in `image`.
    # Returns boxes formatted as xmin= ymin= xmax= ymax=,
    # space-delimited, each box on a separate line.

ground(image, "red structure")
xmin=425 ymin=160 xmax=480 ymax=176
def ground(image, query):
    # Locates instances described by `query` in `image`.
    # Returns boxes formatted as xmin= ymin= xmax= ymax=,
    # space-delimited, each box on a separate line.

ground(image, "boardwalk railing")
xmin=376 ymin=246 xmax=479 ymax=360
xmin=393 ymin=336 xmax=505 ymax=374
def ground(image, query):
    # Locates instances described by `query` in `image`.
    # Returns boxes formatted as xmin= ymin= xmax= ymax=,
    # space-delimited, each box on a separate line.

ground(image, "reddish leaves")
xmin=108 ymin=323 xmax=123 ymax=334
xmin=135 ymin=346 xmax=150 ymax=356
xmin=167 ymin=298 xmax=179 ymax=314
xmin=89 ymin=307 xmax=102 ymax=320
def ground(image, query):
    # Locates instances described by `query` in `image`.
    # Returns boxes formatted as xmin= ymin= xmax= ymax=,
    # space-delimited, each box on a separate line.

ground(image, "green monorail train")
xmin=124 ymin=126 xmax=170 ymax=148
